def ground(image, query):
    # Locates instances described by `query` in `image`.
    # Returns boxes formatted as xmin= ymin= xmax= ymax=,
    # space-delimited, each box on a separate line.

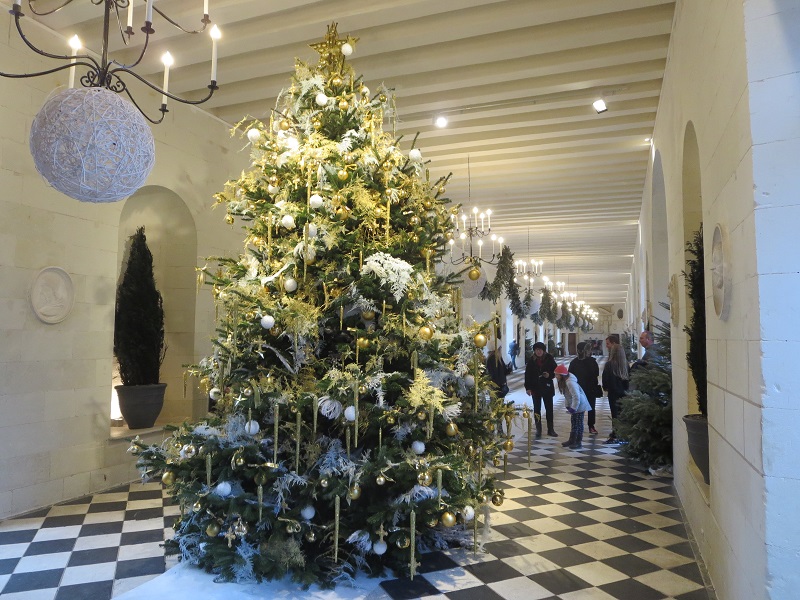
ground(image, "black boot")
xmin=546 ymin=416 xmax=557 ymax=437
xmin=534 ymin=414 xmax=542 ymax=439
xmin=561 ymin=433 xmax=575 ymax=447
xmin=569 ymin=434 xmax=583 ymax=450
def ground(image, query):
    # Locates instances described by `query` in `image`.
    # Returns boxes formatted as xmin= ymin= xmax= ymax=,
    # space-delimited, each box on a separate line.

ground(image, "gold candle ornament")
xmin=353 ymin=382 xmax=359 ymax=447
xmin=206 ymin=453 xmax=212 ymax=488
xmin=340 ymin=305 xmax=344 ymax=329
xmin=437 ymin=469 xmax=443 ymax=503
xmin=409 ymin=509 xmax=417 ymax=579
xmin=334 ymin=495 xmax=340 ymax=562
xmin=378 ymin=426 xmax=382 ymax=450
xmin=295 ymin=411 xmax=301 ymax=472
xmin=273 ymin=403 xmax=279 ymax=464
xmin=346 ymin=426 xmax=351 ymax=457
xmin=474 ymin=354 xmax=479 ymax=410
xmin=385 ymin=196 xmax=391 ymax=242
xmin=257 ymin=484 xmax=264 ymax=521
xmin=313 ymin=396 xmax=319 ymax=435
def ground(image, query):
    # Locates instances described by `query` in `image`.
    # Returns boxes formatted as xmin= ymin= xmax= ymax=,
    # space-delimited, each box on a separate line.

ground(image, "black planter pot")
xmin=116 ymin=383 xmax=166 ymax=429
xmin=683 ymin=414 xmax=709 ymax=484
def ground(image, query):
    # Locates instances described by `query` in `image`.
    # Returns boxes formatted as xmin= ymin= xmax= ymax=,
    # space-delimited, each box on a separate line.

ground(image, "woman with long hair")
xmin=601 ymin=339 xmax=629 ymax=444
xmin=525 ymin=341 xmax=558 ymax=438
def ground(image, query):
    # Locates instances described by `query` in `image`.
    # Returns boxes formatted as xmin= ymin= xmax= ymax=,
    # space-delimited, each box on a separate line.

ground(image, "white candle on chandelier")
xmin=478 ymin=239 xmax=483 ymax=259
xmin=460 ymin=231 xmax=466 ymax=253
xmin=491 ymin=233 xmax=496 ymax=255
xmin=461 ymin=214 xmax=466 ymax=230
xmin=479 ymin=212 xmax=485 ymax=231
xmin=486 ymin=209 xmax=492 ymax=230
xmin=67 ymin=35 xmax=81 ymax=88
xmin=146 ymin=0 xmax=154 ymax=23
xmin=126 ymin=1 xmax=134 ymax=28
xmin=449 ymin=238 xmax=454 ymax=257
xmin=472 ymin=207 xmax=478 ymax=229
xmin=204 ymin=0 xmax=209 ymax=16
xmin=210 ymin=25 xmax=221 ymax=82
xmin=160 ymin=52 xmax=173 ymax=106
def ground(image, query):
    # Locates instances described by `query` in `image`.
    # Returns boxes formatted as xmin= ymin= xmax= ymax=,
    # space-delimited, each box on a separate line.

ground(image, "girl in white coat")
xmin=555 ymin=364 xmax=591 ymax=449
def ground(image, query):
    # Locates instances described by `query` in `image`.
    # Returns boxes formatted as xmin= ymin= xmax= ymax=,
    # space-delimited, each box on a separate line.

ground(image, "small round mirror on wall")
xmin=711 ymin=223 xmax=731 ymax=320
xmin=616 ymin=309 xmax=624 ymax=319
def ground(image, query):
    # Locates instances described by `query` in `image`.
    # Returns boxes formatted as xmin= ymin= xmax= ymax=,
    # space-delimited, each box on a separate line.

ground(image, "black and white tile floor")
xmin=0 ymin=364 xmax=716 ymax=600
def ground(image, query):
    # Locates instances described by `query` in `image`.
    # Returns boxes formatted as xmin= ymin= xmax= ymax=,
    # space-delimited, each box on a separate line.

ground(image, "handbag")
xmin=499 ymin=383 xmax=510 ymax=397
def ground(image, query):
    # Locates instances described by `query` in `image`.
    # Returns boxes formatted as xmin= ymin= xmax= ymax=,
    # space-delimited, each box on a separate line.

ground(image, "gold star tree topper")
xmin=309 ymin=23 xmax=358 ymax=73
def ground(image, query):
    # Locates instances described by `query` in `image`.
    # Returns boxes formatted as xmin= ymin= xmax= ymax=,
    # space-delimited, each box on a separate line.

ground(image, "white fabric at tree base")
xmin=115 ymin=561 xmax=390 ymax=599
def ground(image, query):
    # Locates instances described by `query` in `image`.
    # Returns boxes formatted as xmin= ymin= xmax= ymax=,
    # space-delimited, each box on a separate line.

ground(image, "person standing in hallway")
xmin=525 ymin=341 xmax=558 ymax=438
xmin=486 ymin=347 xmax=509 ymax=398
xmin=568 ymin=341 xmax=601 ymax=434
xmin=555 ymin=364 xmax=592 ymax=449
xmin=602 ymin=339 xmax=629 ymax=444
xmin=508 ymin=339 xmax=519 ymax=370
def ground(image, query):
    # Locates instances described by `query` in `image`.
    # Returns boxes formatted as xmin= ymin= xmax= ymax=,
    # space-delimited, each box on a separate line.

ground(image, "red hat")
xmin=554 ymin=364 xmax=569 ymax=376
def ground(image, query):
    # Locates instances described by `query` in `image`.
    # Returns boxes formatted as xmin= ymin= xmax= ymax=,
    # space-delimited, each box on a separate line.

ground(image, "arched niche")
xmin=114 ymin=185 xmax=198 ymax=424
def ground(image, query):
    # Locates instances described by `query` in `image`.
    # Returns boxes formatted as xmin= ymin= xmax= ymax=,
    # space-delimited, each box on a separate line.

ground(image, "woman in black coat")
xmin=601 ymin=340 xmax=629 ymax=444
xmin=525 ymin=341 xmax=558 ymax=438
xmin=568 ymin=341 xmax=601 ymax=434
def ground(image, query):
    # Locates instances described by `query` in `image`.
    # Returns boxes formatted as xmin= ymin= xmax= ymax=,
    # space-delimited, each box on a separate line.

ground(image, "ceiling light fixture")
xmin=592 ymin=99 xmax=607 ymax=114
xmin=434 ymin=115 xmax=448 ymax=128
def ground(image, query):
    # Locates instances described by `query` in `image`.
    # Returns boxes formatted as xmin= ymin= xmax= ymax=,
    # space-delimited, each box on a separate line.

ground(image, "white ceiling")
xmin=30 ymin=0 xmax=675 ymax=307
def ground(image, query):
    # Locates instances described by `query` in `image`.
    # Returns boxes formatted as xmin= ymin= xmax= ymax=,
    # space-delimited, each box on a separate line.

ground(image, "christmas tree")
xmin=132 ymin=24 xmax=512 ymax=587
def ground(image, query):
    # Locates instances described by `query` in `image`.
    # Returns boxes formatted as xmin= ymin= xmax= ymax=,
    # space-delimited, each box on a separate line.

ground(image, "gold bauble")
xmin=440 ymin=511 xmax=457 ymax=527
xmin=192 ymin=501 xmax=202 ymax=513
xmin=396 ymin=535 xmax=410 ymax=549
xmin=360 ymin=85 xmax=369 ymax=96
xmin=320 ymin=478 xmax=329 ymax=488
xmin=502 ymin=438 xmax=514 ymax=452
xmin=423 ymin=199 xmax=433 ymax=210
xmin=445 ymin=422 xmax=459 ymax=437
xmin=438 ymin=186 xmax=446 ymax=195
xmin=161 ymin=471 xmax=175 ymax=486
xmin=279 ymin=119 xmax=290 ymax=131
xmin=206 ymin=522 xmax=220 ymax=537
xmin=376 ymin=474 xmax=386 ymax=486
xmin=235 ymin=456 xmax=245 ymax=467
xmin=445 ymin=231 xmax=454 ymax=240
xmin=361 ymin=310 xmax=376 ymax=321
xmin=491 ymin=492 xmax=504 ymax=507
xmin=269 ymin=175 xmax=279 ymax=186
xmin=379 ymin=94 xmax=388 ymax=102
xmin=337 ymin=169 xmax=349 ymax=181
xmin=348 ymin=483 xmax=362 ymax=500
xmin=359 ymin=385 xmax=368 ymax=395
xmin=474 ymin=333 xmax=488 ymax=348
xmin=477 ymin=492 xmax=487 ymax=504
xmin=312 ymin=119 xmax=322 ymax=130
xmin=417 ymin=410 xmax=428 ymax=421
xmin=417 ymin=471 xmax=433 ymax=486
xmin=522 ymin=410 xmax=530 ymax=419
xmin=338 ymin=99 xmax=349 ymax=110
xmin=410 ymin=234 xmax=420 ymax=243
xmin=305 ymin=531 xmax=317 ymax=542
xmin=254 ymin=470 xmax=268 ymax=486
xmin=421 ymin=248 xmax=434 ymax=259
xmin=386 ymin=415 xmax=396 ymax=425
xmin=465 ymin=443 xmax=475 ymax=456
xmin=418 ymin=325 xmax=434 ymax=341
xmin=409 ymin=215 xmax=421 ymax=226
xmin=331 ymin=75 xmax=343 ymax=87
xmin=468 ymin=267 xmax=482 ymax=281
xmin=225 ymin=214 xmax=235 ymax=225
xmin=335 ymin=206 xmax=350 ymax=221
xmin=357 ymin=337 xmax=370 ymax=350
xmin=184 ymin=444 xmax=197 ymax=458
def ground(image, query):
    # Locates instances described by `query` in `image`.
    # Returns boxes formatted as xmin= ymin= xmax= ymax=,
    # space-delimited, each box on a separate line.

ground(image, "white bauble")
xmin=344 ymin=406 xmax=357 ymax=422
xmin=409 ymin=148 xmax=422 ymax=162
xmin=244 ymin=420 xmax=260 ymax=435
xmin=372 ymin=540 xmax=387 ymax=555
xmin=281 ymin=214 xmax=296 ymax=229
xmin=209 ymin=387 xmax=222 ymax=401
xmin=307 ymin=223 xmax=318 ymax=238
xmin=284 ymin=278 xmax=298 ymax=293
xmin=341 ymin=42 xmax=353 ymax=56
xmin=260 ymin=315 xmax=275 ymax=330
xmin=268 ymin=184 xmax=280 ymax=195
xmin=215 ymin=481 xmax=232 ymax=497
xmin=301 ymin=505 xmax=316 ymax=520
xmin=315 ymin=92 xmax=329 ymax=107
xmin=464 ymin=375 xmax=475 ymax=388
xmin=360 ymin=86 xmax=370 ymax=97
xmin=246 ymin=128 xmax=260 ymax=143
xmin=462 ymin=505 xmax=475 ymax=522
xmin=411 ymin=440 xmax=426 ymax=455
xmin=309 ymin=193 xmax=324 ymax=209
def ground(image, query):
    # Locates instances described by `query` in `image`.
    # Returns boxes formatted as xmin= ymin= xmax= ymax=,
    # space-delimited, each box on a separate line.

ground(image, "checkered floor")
xmin=0 ymin=364 xmax=716 ymax=600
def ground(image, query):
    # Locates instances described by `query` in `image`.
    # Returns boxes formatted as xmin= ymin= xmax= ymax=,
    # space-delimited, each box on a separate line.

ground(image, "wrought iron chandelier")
xmin=1 ymin=0 xmax=222 ymax=203
xmin=446 ymin=157 xmax=504 ymax=281
xmin=3 ymin=0 xmax=220 ymax=123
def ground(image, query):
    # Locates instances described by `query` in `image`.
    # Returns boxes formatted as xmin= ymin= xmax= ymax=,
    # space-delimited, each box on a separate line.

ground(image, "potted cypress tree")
xmin=682 ymin=226 xmax=709 ymax=483
xmin=114 ymin=226 xmax=167 ymax=429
